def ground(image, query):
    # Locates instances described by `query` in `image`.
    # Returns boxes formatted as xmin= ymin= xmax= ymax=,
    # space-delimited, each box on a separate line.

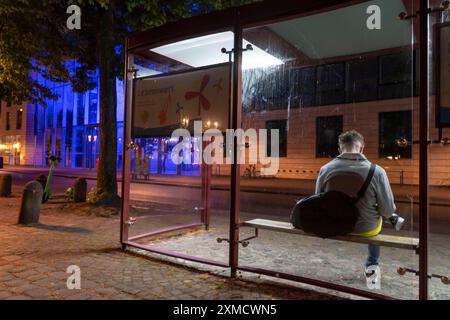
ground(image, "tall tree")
xmin=0 ymin=2 xmax=95 ymax=104
xmin=0 ymin=0 xmax=255 ymax=206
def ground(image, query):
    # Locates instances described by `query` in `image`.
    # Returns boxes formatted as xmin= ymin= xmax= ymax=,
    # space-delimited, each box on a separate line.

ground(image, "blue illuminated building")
xmin=0 ymin=62 xmax=200 ymax=175
xmin=31 ymin=68 xmax=125 ymax=169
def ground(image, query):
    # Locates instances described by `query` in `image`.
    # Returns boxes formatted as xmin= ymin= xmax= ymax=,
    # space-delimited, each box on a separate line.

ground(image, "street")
xmin=2 ymin=166 xmax=450 ymax=234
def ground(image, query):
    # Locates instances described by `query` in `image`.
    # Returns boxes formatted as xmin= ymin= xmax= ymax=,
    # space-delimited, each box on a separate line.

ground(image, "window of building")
xmin=56 ymin=87 xmax=63 ymax=128
xmin=16 ymin=109 xmax=23 ymax=130
xmin=346 ymin=57 xmax=378 ymax=103
xmin=35 ymin=104 xmax=45 ymax=134
xmin=66 ymin=110 xmax=73 ymax=147
xmin=74 ymin=127 xmax=85 ymax=168
xmin=88 ymin=90 xmax=98 ymax=124
xmin=75 ymin=154 xmax=84 ymax=168
xmin=242 ymin=70 xmax=259 ymax=113
xmin=77 ymin=93 xmax=85 ymax=125
xmin=75 ymin=127 xmax=84 ymax=153
xmin=316 ymin=63 xmax=345 ymax=106
xmin=57 ymin=107 xmax=63 ymax=128
xmin=378 ymin=52 xmax=413 ymax=100
xmin=292 ymin=67 xmax=316 ymax=107
xmin=6 ymin=112 xmax=10 ymax=131
xmin=242 ymin=67 xmax=290 ymax=112
xmin=379 ymin=110 xmax=412 ymax=159
xmin=414 ymin=50 xmax=420 ymax=96
xmin=269 ymin=69 xmax=290 ymax=110
xmin=243 ymin=51 xmax=417 ymax=110
xmin=46 ymin=101 xmax=54 ymax=128
xmin=316 ymin=115 xmax=343 ymax=158
xmin=266 ymin=119 xmax=287 ymax=157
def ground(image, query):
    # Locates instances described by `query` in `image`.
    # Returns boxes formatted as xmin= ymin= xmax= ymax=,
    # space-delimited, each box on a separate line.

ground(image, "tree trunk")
xmin=96 ymin=4 xmax=119 ymax=206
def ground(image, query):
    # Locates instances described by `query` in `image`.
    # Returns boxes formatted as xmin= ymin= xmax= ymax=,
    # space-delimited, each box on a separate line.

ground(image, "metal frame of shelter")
xmin=121 ymin=0 xmax=433 ymax=300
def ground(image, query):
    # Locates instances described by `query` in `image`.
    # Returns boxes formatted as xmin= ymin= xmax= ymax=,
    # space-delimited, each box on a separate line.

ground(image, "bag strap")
xmin=355 ymin=163 xmax=376 ymax=202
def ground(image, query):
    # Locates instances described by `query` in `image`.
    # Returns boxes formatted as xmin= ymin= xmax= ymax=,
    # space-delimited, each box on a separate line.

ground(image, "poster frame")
xmin=436 ymin=21 xmax=450 ymax=128
xmin=131 ymin=61 xmax=232 ymax=138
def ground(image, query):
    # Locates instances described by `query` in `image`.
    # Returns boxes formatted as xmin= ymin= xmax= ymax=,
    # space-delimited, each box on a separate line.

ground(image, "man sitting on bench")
xmin=315 ymin=130 xmax=404 ymax=286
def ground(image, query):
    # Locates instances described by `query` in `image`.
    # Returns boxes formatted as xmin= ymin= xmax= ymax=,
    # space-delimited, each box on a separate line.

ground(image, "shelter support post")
xmin=120 ymin=46 xmax=134 ymax=249
xmin=419 ymin=0 xmax=429 ymax=301
xmin=201 ymin=140 xmax=212 ymax=230
xmin=229 ymin=19 xmax=243 ymax=278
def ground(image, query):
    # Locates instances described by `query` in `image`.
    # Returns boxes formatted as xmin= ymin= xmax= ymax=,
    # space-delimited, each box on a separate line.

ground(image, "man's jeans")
xmin=365 ymin=244 xmax=380 ymax=268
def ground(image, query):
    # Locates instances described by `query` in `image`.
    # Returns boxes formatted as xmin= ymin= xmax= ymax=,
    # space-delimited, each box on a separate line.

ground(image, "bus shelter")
xmin=121 ymin=0 xmax=450 ymax=299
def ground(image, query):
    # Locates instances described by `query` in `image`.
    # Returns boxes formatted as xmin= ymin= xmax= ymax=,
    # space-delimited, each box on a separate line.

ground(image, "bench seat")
xmin=241 ymin=218 xmax=419 ymax=251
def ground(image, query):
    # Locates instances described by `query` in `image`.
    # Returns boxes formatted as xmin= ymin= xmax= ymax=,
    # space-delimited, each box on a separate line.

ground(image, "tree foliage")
xmin=0 ymin=0 xmax=256 ymax=204
xmin=1 ymin=0 xmax=255 ymax=103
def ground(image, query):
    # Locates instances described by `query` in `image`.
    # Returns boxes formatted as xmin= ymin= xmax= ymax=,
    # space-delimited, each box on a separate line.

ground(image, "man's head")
xmin=338 ymin=130 xmax=365 ymax=154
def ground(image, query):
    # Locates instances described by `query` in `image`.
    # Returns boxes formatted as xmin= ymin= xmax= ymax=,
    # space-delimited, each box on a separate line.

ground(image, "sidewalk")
xmin=0 ymin=195 xmax=341 ymax=300
xmin=3 ymin=165 xmax=450 ymax=205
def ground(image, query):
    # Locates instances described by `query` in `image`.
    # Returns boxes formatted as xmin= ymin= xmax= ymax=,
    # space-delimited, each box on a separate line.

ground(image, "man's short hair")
xmin=338 ymin=130 xmax=365 ymax=150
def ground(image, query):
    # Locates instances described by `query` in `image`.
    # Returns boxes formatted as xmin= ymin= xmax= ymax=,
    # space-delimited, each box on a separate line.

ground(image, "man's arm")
xmin=315 ymin=167 xmax=326 ymax=194
xmin=374 ymin=167 xmax=397 ymax=218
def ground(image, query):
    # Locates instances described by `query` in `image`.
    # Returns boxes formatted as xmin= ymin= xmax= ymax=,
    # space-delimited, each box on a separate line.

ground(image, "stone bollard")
xmin=35 ymin=174 xmax=48 ymax=203
xmin=73 ymin=177 xmax=87 ymax=203
xmin=35 ymin=174 xmax=47 ymax=191
xmin=18 ymin=181 xmax=43 ymax=225
xmin=0 ymin=173 xmax=12 ymax=197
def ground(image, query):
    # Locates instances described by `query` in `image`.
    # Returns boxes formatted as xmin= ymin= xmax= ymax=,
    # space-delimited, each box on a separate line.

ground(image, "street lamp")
xmin=87 ymin=135 xmax=93 ymax=170
xmin=93 ymin=135 xmax=97 ymax=169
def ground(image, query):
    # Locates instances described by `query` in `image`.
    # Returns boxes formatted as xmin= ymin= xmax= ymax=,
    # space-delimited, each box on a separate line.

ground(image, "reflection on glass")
xmin=151 ymin=31 xmax=283 ymax=69
xmin=428 ymin=0 xmax=450 ymax=300
xmin=126 ymin=30 xmax=233 ymax=266
xmin=240 ymin=0 xmax=419 ymax=299
xmin=124 ymin=0 xmax=450 ymax=300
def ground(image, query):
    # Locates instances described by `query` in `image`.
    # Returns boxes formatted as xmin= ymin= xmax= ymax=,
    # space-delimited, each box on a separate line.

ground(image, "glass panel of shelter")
xmin=427 ymin=0 xmax=450 ymax=300
xmin=238 ymin=0 xmax=420 ymax=299
xmin=123 ymin=31 xmax=234 ymax=268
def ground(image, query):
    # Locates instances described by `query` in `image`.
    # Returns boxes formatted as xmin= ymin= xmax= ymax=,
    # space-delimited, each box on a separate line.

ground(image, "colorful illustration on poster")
xmin=132 ymin=63 xmax=230 ymax=137
xmin=439 ymin=25 xmax=450 ymax=126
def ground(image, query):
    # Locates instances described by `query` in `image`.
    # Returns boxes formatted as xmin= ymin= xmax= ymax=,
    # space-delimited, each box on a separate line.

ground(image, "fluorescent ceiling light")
xmin=150 ymin=31 xmax=283 ymax=70
xmin=135 ymin=66 xmax=162 ymax=78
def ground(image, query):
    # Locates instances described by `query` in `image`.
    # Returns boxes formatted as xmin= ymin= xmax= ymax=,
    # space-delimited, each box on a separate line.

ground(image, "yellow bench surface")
xmin=242 ymin=218 xmax=419 ymax=250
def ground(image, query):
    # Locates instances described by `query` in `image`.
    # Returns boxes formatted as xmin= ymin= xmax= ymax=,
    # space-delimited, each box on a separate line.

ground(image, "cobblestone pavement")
xmin=128 ymin=206 xmax=450 ymax=300
xmin=0 ymin=194 xmax=341 ymax=300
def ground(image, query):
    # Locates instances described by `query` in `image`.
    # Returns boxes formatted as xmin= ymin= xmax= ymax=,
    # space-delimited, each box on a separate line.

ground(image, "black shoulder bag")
xmin=290 ymin=163 xmax=376 ymax=238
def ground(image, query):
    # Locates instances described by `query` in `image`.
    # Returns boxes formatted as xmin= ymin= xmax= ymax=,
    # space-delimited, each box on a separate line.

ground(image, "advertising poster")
xmin=132 ymin=63 xmax=230 ymax=137
xmin=438 ymin=24 xmax=450 ymax=127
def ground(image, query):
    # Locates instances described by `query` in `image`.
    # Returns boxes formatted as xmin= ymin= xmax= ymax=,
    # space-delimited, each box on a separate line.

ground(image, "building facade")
xmin=0 ymin=70 xmax=125 ymax=169
xmin=3 ymin=0 xmax=450 ymax=187
xmin=0 ymin=100 xmax=32 ymax=165
xmin=127 ymin=2 xmax=450 ymax=186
